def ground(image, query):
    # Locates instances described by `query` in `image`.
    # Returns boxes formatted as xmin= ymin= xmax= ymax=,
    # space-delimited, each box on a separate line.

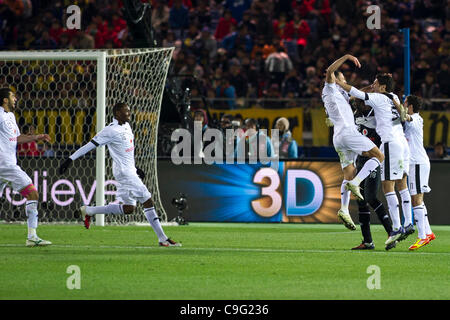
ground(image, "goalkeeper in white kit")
xmin=59 ymin=102 xmax=181 ymax=247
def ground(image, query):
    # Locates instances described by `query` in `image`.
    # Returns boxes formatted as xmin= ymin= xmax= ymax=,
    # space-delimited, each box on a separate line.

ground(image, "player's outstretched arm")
xmin=335 ymin=78 xmax=369 ymax=102
xmin=17 ymin=133 xmax=51 ymax=144
xmin=326 ymin=54 xmax=361 ymax=83
xmin=58 ymin=141 xmax=97 ymax=175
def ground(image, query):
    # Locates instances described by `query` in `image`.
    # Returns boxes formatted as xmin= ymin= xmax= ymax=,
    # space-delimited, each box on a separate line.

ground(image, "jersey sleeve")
xmin=91 ymin=126 xmax=113 ymax=147
xmin=349 ymin=86 xmax=368 ymax=101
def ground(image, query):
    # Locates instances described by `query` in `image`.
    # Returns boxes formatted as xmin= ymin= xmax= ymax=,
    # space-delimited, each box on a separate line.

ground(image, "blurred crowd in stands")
xmin=0 ymin=0 xmax=449 ymax=111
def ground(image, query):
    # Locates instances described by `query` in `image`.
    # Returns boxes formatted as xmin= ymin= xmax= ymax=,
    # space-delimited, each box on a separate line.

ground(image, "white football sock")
xmin=413 ymin=205 xmax=426 ymax=239
xmin=144 ymin=207 xmax=168 ymax=242
xmin=351 ymin=157 xmax=380 ymax=186
xmin=385 ymin=192 xmax=401 ymax=231
xmin=340 ymin=180 xmax=351 ymax=213
xmin=25 ymin=200 xmax=38 ymax=239
xmin=85 ymin=204 xmax=124 ymax=216
xmin=399 ymin=188 xmax=412 ymax=226
xmin=423 ymin=203 xmax=432 ymax=235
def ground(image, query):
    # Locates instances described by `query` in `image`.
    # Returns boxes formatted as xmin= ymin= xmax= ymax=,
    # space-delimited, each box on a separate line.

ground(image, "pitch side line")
xmin=0 ymin=243 xmax=448 ymax=255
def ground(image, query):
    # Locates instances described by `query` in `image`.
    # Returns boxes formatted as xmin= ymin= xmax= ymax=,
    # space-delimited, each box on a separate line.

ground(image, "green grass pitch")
xmin=1 ymin=223 xmax=449 ymax=300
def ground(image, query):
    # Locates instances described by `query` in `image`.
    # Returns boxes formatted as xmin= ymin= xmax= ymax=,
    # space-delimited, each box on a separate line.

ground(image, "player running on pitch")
xmin=0 ymin=87 xmax=52 ymax=247
xmin=321 ymin=54 xmax=384 ymax=231
xmin=336 ymin=74 xmax=408 ymax=249
xmin=392 ymin=95 xmax=436 ymax=250
xmin=58 ymin=102 xmax=181 ymax=247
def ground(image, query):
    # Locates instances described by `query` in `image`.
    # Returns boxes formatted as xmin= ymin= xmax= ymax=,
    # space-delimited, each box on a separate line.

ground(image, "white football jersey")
xmin=322 ymin=82 xmax=356 ymax=135
xmin=92 ymin=118 xmax=137 ymax=179
xmin=349 ymin=88 xmax=398 ymax=143
xmin=404 ymin=113 xmax=430 ymax=165
xmin=0 ymin=107 xmax=20 ymax=167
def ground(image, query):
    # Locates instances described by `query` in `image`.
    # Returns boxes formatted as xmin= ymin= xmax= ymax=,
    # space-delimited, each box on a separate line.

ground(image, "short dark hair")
xmin=406 ymin=95 xmax=422 ymax=113
xmin=376 ymin=73 xmax=394 ymax=92
xmin=0 ymin=87 xmax=12 ymax=102
xmin=112 ymin=102 xmax=127 ymax=116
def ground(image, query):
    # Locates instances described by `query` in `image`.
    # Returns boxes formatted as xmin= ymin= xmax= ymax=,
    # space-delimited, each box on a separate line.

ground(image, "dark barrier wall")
xmin=1 ymin=158 xmax=448 ymax=225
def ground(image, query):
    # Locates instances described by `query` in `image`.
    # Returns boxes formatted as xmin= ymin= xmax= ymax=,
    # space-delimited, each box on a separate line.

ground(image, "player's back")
xmin=0 ymin=107 xmax=19 ymax=167
xmin=405 ymin=113 xmax=429 ymax=164
xmin=321 ymin=82 xmax=356 ymax=135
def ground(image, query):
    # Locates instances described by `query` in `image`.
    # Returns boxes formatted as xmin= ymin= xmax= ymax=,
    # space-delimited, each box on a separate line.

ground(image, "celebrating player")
xmin=350 ymin=98 xmax=393 ymax=250
xmin=0 ymin=87 xmax=52 ymax=247
xmin=58 ymin=102 xmax=181 ymax=247
xmin=336 ymin=74 xmax=408 ymax=249
xmin=321 ymin=54 xmax=384 ymax=230
xmin=363 ymin=74 xmax=415 ymax=241
xmin=393 ymin=95 xmax=435 ymax=250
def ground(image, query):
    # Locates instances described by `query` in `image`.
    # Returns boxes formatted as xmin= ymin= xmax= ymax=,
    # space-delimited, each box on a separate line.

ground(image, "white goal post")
xmin=0 ymin=48 xmax=174 ymax=226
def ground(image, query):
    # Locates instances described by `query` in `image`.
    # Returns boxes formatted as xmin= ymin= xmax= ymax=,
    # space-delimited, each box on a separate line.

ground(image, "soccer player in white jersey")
xmin=0 ymin=87 xmax=52 ymax=247
xmin=321 ymin=54 xmax=384 ymax=231
xmin=336 ymin=74 xmax=408 ymax=249
xmin=392 ymin=95 xmax=435 ymax=250
xmin=58 ymin=102 xmax=181 ymax=247
xmin=368 ymin=74 xmax=414 ymax=239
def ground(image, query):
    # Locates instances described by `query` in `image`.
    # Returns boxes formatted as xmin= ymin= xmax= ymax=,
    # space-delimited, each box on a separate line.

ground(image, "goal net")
xmin=0 ymin=48 xmax=174 ymax=225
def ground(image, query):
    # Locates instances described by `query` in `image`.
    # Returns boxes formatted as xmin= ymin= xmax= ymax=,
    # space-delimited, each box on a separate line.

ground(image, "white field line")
xmin=0 ymin=243 xmax=448 ymax=256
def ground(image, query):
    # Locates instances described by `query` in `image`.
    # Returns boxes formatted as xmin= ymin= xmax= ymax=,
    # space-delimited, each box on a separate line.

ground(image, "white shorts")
xmin=0 ymin=165 xmax=33 ymax=193
xmin=380 ymin=140 xmax=405 ymax=181
xmin=333 ymin=129 xmax=376 ymax=169
xmin=116 ymin=175 xmax=152 ymax=206
xmin=409 ymin=163 xmax=431 ymax=196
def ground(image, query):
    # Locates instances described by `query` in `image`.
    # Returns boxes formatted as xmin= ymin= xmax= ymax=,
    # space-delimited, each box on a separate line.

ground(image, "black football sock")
xmin=359 ymin=212 xmax=372 ymax=244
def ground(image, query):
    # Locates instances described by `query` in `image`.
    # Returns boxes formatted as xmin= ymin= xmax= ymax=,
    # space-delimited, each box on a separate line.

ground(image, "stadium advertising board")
xmin=1 ymin=158 xmax=448 ymax=224
xmin=158 ymin=160 xmax=353 ymax=223
xmin=159 ymin=160 xmax=450 ymax=225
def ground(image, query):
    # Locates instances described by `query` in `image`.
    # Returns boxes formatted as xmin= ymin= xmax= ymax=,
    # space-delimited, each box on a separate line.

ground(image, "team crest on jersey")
xmin=362 ymin=128 xmax=368 ymax=136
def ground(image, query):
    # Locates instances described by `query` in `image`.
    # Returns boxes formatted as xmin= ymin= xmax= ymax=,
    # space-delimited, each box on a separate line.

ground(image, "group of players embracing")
xmin=322 ymin=54 xmax=435 ymax=251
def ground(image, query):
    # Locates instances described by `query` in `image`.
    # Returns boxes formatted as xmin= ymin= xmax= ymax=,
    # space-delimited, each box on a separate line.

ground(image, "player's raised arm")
xmin=336 ymin=78 xmax=369 ymax=102
xmin=58 ymin=128 xmax=111 ymax=175
xmin=17 ymin=133 xmax=51 ymax=144
xmin=326 ymin=54 xmax=361 ymax=84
